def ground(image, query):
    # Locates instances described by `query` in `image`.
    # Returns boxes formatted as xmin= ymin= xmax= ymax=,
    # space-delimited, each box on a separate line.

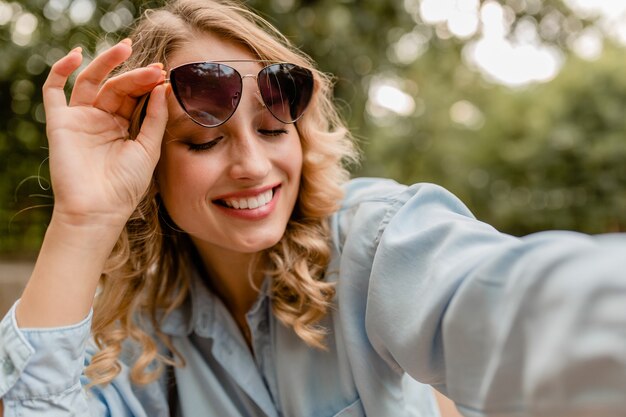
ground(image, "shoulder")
xmin=331 ymin=177 xmax=474 ymax=254
xmin=340 ymin=177 xmax=410 ymax=207
xmin=339 ymin=177 xmax=472 ymax=216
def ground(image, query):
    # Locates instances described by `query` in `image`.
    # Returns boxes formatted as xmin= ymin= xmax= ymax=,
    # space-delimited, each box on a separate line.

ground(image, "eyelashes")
xmin=258 ymin=129 xmax=288 ymax=136
xmin=185 ymin=129 xmax=288 ymax=152
xmin=186 ymin=138 xmax=222 ymax=152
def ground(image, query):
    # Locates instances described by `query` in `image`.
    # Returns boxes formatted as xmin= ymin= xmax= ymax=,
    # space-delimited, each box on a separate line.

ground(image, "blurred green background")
xmin=1 ymin=0 xmax=625 ymax=258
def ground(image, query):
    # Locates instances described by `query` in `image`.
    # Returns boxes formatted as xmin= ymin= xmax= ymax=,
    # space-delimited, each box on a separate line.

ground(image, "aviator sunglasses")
xmin=167 ymin=60 xmax=314 ymax=128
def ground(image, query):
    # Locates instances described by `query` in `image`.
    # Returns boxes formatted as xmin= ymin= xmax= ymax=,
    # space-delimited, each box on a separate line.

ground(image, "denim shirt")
xmin=2 ymin=178 xmax=626 ymax=416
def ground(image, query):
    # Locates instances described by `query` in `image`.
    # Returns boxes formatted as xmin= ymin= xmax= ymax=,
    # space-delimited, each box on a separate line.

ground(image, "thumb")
xmin=135 ymin=83 xmax=169 ymax=162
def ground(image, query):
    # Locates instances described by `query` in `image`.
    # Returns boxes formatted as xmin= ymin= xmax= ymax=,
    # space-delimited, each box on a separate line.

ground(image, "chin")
xmin=238 ymin=233 xmax=285 ymax=253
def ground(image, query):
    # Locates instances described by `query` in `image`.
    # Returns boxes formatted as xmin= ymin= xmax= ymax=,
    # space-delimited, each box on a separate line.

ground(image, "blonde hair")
xmin=86 ymin=0 xmax=358 ymax=386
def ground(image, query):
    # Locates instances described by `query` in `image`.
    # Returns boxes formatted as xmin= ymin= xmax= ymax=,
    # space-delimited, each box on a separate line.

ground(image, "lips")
xmin=221 ymin=188 xmax=273 ymax=209
xmin=213 ymin=185 xmax=280 ymax=211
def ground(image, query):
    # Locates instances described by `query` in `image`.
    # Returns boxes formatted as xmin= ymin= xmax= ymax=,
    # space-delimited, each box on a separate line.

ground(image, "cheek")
xmin=155 ymin=163 xmax=206 ymax=229
xmin=285 ymin=137 xmax=304 ymax=176
xmin=155 ymin=147 xmax=203 ymax=202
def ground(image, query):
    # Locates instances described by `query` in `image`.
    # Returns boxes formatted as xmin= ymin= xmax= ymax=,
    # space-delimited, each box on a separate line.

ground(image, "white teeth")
xmin=223 ymin=189 xmax=274 ymax=210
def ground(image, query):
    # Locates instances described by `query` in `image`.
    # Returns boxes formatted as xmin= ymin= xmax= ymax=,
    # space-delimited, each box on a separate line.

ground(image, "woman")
xmin=1 ymin=0 xmax=626 ymax=416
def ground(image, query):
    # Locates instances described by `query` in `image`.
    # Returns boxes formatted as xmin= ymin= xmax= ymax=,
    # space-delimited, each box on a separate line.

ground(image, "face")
xmin=156 ymin=33 xmax=303 ymax=261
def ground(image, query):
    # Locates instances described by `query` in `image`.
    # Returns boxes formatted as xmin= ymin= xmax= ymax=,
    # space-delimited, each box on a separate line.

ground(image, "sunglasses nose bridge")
xmin=240 ymin=74 xmax=260 ymax=93
xmin=240 ymin=74 xmax=258 ymax=81
xmin=239 ymin=73 xmax=267 ymax=109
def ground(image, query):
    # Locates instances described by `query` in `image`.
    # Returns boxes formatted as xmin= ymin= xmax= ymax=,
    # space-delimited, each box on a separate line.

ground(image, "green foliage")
xmin=0 ymin=0 xmax=153 ymax=255
xmin=472 ymin=45 xmax=626 ymax=234
xmin=0 ymin=0 xmax=625 ymax=255
xmin=357 ymin=43 xmax=626 ymax=235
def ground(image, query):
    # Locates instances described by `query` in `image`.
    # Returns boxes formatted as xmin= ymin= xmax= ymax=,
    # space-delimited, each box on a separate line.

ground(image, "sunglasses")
xmin=167 ymin=60 xmax=314 ymax=128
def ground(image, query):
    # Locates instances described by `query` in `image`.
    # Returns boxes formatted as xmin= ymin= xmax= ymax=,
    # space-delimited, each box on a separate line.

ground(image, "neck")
xmin=191 ymin=239 xmax=265 ymax=320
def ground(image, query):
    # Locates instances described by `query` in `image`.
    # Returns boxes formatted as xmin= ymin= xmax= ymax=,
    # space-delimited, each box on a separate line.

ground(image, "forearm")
xmin=16 ymin=212 xmax=124 ymax=327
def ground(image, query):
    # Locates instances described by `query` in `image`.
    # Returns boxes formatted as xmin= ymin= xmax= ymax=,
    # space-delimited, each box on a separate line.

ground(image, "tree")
xmin=1 ymin=0 xmax=624 ymax=255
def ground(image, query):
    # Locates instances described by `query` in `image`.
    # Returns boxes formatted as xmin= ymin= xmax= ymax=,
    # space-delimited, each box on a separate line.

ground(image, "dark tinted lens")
xmin=258 ymin=64 xmax=313 ymax=123
xmin=170 ymin=63 xmax=242 ymax=127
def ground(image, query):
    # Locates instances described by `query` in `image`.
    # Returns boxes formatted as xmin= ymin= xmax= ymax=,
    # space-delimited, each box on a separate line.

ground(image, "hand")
xmin=42 ymin=39 xmax=168 ymax=228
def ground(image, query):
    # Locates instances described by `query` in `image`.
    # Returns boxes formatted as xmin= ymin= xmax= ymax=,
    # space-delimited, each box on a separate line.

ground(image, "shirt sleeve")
xmin=0 ymin=301 xmax=93 ymax=415
xmin=0 ymin=301 xmax=162 ymax=417
xmin=360 ymin=181 xmax=626 ymax=416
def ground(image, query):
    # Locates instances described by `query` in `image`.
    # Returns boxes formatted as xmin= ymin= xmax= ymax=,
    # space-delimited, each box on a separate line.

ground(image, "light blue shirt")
xmin=2 ymin=178 xmax=626 ymax=416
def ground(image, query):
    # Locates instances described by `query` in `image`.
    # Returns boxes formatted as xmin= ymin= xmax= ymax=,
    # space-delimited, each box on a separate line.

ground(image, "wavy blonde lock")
xmin=86 ymin=0 xmax=358 ymax=386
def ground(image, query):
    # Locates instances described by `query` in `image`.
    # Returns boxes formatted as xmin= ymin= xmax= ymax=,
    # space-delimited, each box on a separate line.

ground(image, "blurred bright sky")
xmin=372 ymin=0 xmax=626 ymax=118
xmin=415 ymin=0 xmax=626 ymax=87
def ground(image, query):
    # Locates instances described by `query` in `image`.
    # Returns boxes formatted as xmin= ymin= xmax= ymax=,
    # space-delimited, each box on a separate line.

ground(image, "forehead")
xmin=167 ymin=33 xmax=262 ymax=72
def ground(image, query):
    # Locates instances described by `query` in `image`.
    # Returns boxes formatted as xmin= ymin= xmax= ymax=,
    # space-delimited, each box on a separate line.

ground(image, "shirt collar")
xmin=159 ymin=268 xmax=271 ymax=338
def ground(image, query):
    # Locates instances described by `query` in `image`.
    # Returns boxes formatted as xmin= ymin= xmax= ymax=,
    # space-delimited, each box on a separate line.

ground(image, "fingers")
xmin=69 ymin=39 xmax=133 ymax=107
xmin=92 ymin=64 xmax=166 ymax=118
xmin=42 ymin=47 xmax=83 ymax=111
xmin=135 ymin=84 xmax=169 ymax=160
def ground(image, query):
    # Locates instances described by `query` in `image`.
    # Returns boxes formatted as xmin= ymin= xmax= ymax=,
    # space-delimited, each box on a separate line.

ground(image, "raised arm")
xmin=17 ymin=40 xmax=168 ymax=327
xmin=0 ymin=41 xmax=169 ymax=415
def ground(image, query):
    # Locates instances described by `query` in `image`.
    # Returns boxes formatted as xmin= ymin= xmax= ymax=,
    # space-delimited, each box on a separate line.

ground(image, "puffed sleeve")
xmin=359 ymin=180 xmax=626 ymax=416
xmin=0 ymin=301 xmax=166 ymax=417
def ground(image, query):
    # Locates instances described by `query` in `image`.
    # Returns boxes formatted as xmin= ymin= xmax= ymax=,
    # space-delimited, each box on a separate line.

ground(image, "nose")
xmin=228 ymin=131 xmax=272 ymax=181
xmin=227 ymin=77 xmax=271 ymax=181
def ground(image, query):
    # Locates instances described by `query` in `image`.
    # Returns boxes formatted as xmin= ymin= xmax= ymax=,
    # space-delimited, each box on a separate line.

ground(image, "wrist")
xmin=50 ymin=204 xmax=132 ymax=232
xmin=15 ymin=213 xmax=127 ymax=328
xmin=46 ymin=213 xmax=125 ymax=256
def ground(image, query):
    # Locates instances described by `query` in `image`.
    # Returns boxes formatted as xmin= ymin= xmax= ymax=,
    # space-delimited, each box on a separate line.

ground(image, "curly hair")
xmin=86 ymin=0 xmax=358 ymax=386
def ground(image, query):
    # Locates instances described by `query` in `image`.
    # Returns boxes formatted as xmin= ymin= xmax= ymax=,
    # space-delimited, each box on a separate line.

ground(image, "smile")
xmin=222 ymin=188 xmax=274 ymax=210
xmin=212 ymin=185 xmax=281 ymax=221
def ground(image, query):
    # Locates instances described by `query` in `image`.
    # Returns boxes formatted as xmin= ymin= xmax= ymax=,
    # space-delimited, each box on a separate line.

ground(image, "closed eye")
xmin=186 ymin=137 xmax=223 ymax=152
xmin=259 ymin=129 xmax=288 ymax=136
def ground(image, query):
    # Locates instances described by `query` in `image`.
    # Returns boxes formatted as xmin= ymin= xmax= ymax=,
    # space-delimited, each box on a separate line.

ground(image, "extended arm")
xmin=359 ymin=183 xmax=626 ymax=416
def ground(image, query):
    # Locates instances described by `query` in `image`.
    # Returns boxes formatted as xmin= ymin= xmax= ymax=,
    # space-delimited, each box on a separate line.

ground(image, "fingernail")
xmin=148 ymin=62 xmax=164 ymax=70
xmin=161 ymin=70 xmax=167 ymax=78
xmin=120 ymin=38 xmax=132 ymax=46
xmin=70 ymin=46 xmax=82 ymax=55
